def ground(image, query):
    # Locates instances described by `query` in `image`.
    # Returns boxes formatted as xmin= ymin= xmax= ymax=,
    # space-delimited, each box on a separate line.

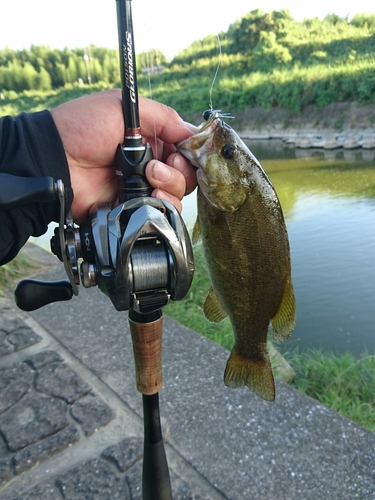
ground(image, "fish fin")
xmin=224 ymin=347 xmax=275 ymax=402
xmin=192 ymin=216 xmax=201 ymax=245
xmin=271 ymin=278 xmax=296 ymax=341
xmin=203 ymin=287 xmax=227 ymax=323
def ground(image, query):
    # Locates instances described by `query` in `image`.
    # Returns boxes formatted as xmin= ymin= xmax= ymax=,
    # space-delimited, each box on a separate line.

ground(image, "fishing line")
xmin=208 ymin=35 xmax=234 ymax=120
xmin=145 ymin=49 xmax=158 ymax=159
xmin=209 ymin=34 xmax=222 ymax=111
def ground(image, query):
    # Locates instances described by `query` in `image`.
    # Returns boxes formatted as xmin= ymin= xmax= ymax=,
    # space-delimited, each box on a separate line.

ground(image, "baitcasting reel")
xmin=0 ymin=174 xmax=194 ymax=313
xmin=52 ymin=191 xmax=195 ymax=313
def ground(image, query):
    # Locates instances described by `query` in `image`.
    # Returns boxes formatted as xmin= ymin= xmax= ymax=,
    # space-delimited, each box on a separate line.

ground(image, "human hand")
xmin=50 ymin=89 xmax=197 ymax=223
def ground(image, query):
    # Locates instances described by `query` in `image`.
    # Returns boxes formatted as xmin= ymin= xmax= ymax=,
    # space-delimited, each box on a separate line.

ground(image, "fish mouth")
xmin=175 ymin=115 xmax=220 ymax=168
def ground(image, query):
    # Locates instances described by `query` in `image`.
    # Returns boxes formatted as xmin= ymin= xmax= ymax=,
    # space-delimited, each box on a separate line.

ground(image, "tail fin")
xmin=224 ymin=348 xmax=275 ymax=402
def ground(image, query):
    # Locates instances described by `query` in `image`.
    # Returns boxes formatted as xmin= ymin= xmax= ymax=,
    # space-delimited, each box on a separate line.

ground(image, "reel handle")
xmin=0 ymin=173 xmax=56 ymax=209
xmin=14 ymin=279 xmax=73 ymax=311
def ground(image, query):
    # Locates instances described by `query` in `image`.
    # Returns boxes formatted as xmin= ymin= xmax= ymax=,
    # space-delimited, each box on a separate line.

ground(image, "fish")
xmin=176 ymin=111 xmax=296 ymax=401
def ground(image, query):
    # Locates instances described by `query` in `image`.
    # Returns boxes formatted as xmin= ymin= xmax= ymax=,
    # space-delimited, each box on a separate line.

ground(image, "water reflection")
xmin=285 ymin=193 xmax=375 ymax=354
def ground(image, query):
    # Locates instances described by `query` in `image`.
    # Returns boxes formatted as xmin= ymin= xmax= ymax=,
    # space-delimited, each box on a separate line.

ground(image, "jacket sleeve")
xmin=0 ymin=110 xmax=73 ymax=265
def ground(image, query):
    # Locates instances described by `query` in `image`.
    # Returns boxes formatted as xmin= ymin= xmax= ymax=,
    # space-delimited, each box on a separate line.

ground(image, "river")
xmin=32 ymin=140 xmax=375 ymax=355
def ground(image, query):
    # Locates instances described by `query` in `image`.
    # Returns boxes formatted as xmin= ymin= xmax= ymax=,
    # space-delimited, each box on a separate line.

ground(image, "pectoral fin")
xmin=203 ymin=287 xmax=227 ymax=323
xmin=207 ymin=184 xmax=247 ymax=212
xmin=271 ymin=278 xmax=296 ymax=341
xmin=192 ymin=216 xmax=201 ymax=245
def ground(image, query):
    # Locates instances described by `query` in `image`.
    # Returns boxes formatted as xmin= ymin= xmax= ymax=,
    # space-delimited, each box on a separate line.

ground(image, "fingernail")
xmin=153 ymin=161 xmax=171 ymax=182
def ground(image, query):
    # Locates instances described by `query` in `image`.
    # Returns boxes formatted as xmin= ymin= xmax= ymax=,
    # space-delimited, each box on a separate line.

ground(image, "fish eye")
xmin=221 ymin=144 xmax=235 ymax=160
xmin=203 ymin=110 xmax=212 ymax=121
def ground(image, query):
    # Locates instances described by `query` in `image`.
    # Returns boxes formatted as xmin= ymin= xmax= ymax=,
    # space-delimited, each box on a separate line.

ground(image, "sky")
xmin=0 ymin=0 xmax=374 ymax=60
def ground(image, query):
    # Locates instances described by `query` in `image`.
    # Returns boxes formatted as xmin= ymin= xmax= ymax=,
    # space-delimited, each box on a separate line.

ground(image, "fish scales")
xmin=177 ymin=112 xmax=296 ymax=401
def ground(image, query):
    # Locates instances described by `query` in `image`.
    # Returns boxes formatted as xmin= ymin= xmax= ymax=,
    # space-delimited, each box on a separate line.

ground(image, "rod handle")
xmin=129 ymin=315 xmax=163 ymax=395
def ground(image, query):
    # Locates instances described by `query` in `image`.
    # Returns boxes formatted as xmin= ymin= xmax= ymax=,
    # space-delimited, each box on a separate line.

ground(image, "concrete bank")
xmin=0 ymin=243 xmax=374 ymax=499
xmin=185 ymin=101 xmax=375 ymax=150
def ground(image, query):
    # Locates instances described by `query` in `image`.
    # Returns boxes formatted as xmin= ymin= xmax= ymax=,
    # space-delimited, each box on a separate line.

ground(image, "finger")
xmin=151 ymin=188 xmax=182 ymax=213
xmin=145 ymin=159 xmax=186 ymax=201
xmin=139 ymin=96 xmax=197 ymax=143
xmin=166 ymin=153 xmax=197 ymax=196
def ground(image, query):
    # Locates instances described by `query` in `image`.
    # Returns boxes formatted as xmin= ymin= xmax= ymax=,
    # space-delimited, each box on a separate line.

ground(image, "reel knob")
xmin=0 ymin=174 xmax=56 ymax=209
xmin=14 ymin=280 xmax=73 ymax=311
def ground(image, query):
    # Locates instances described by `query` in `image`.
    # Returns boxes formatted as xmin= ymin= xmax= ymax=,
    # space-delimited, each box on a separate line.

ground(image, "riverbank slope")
xmin=183 ymin=101 xmax=375 ymax=148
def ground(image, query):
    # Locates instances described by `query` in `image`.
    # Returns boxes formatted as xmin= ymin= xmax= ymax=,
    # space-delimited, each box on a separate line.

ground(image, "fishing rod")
xmin=3 ymin=1 xmax=194 ymax=498
xmin=115 ymin=0 xmax=153 ymax=203
xmin=114 ymin=1 xmax=173 ymax=498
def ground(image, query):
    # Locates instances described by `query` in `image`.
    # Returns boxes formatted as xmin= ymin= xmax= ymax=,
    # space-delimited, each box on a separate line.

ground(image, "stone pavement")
xmin=0 ymin=243 xmax=374 ymax=499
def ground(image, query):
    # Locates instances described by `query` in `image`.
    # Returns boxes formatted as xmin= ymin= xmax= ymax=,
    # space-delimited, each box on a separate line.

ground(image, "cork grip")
xmin=129 ymin=315 xmax=164 ymax=395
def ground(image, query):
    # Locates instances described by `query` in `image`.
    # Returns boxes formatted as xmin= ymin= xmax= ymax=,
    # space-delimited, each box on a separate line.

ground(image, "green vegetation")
xmin=138 ymin=10 xmax=375 ymax=114
xmin=0 ymin=83 xmax=109 ymax=117
xmin=1 ymin=10 xmax=375 ymax=116
xmin=0 ymin=44 xmax=165 ymax=95
xmin=0 ymin=45 xmax=120 ymax=92
xmin=0 ymin=252 xmax=38 ymax=295
xmin=285 ymin=348 xmax=375 ymax=432
xmin=166 ymin=244 xmax=375 ymax=432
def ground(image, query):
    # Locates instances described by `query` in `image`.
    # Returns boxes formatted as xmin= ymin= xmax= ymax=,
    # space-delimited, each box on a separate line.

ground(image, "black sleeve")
xmin=0 ymin=110 xmax=73 ymax=265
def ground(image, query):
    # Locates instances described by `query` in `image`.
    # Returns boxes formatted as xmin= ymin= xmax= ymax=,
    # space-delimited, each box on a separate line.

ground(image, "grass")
xmin=0 ymin=252 xmax=38 ymax=295
xmin=285 ymin=348 xmax=375 ymax=432
xmin=166 ymin=244 xmax=375 ymax=432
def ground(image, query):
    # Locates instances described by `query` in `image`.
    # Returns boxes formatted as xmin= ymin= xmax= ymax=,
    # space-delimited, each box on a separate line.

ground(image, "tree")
xmin=351 ymin=13 xmax=375 ymax=30
xmin=229 ymin=9 xmax=293 ymax=53
xmin=252 ymin=31 xmax=292 ymax=71
xmin=66 ymin=56 xmax=77 ymax=83
xmin=35 ymin=67 xmax=52 ymax=91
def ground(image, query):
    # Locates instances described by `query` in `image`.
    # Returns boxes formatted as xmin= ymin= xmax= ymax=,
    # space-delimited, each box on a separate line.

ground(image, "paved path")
xmin=0 ymin=243 xmax=374 ymax=499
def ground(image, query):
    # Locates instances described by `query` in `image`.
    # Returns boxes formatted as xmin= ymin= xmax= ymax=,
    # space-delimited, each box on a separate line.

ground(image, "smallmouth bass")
xmin=176 ymin=111 xmax=296 ymax=401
